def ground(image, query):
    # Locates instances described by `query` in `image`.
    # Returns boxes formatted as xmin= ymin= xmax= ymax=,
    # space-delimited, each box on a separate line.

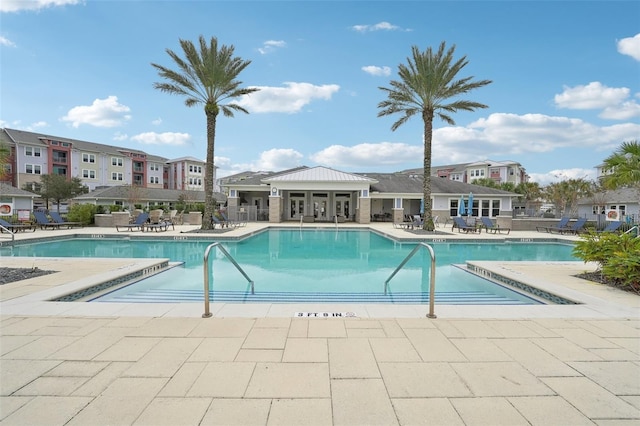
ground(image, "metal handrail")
xmin=334 ymin=214 xmax=338 ymax=230
xmin=202 ymin=242 xmax=254 ymax=318
xmin=624 ymin=225 xmax=639 ymax=237
xmin=300 ymin=215 xmax=303 ymax=229
xmin=384 ymin=242 xmax=437 ymax=318
xmin=0 ymin=224 xmax=15 ymax=243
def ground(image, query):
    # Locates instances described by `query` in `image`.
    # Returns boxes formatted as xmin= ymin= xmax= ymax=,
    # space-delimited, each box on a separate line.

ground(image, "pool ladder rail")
xmin=202 ymin=241 xmax=437 ymax=319
xmin=385 ymin=242 xmax=437 ymax=318
xmin=202 ymin=242 xmax=254 ymax=318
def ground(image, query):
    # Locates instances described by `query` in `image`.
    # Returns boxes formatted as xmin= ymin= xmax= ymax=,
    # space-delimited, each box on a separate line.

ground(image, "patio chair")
xmin=0 ymin=218 xmax=36 ymax=233
xmin=33 ymin=210 xmax=65 ymax=230
xmin=49 ymin=211 xmax=83 ymax=228
xmin=211 ymin=215 xmax=235 ymax=229
xmin=536 ymin=217 xmax=569 ymax=233
xmin=595 ymin=221 xmax=623 ymax=233
xmin=221 ymin=212 xmax=245 ymax=227
xmin=480 ymin=217 xmax=510 ymax=234
xmin=116 ymin=212 xmax=149 ymax=232
xmin=144 ymin=220 xmax=174 ymax=232
xmin=551 ymin=217 xmax=587 ymax=235
xmin=453 ymin=217 xmax=481 ymax=233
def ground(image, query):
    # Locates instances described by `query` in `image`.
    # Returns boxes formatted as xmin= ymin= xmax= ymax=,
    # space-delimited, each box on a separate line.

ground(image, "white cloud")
xmin=151 ymin=118 xmax=162 ymax=126
xmin=351 ymin=21 xmax=403 ymax=33
xmin=130 ymin=132 xmax=190 ymax=146
xmin=528 ymin=168 xmax=597 ymax=186
xmin=215 ymin=149 xmax=303 ymax=177
xmin=1 ymin=0 xmax=83 ymax=13
xmin=237 ymin=82 xmax=339 ymax=113
xmin=0 ymin=36 xmax=16 ymax=47
xmin=600 ymin=100 xmax=640 ymax=120
xmin=554 ymin=82 xmax=630 ymax=110
xmin=617 ymin=33 xmax=640 ymax=61
xmin=113 ymin=132 xmax=128 ymax=141
xmin=310 ymin=142 xmax=422 ymax=168
xmin=258 ymin=40 xmax=286 ymax=55
xmin=361 ymin=65 xmax=391 ymax=77
xmin=61 ymin=96 xmax=131 ymax=128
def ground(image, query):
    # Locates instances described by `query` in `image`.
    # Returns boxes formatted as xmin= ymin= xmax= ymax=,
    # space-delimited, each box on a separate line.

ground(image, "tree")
xmin=0 ymin=142 xmax=10 ymax=181
xmin=39 ymin=175 xmax=88 ymax=212
xmin=544 ymin=178 xmax=593 ymax=218
xmin=378 ymin=42 xmax=492 ymax=230
xmin=600 ymin=140 xmax=640 ymax=190
xmin=515 ymin=182 xmax=543 ymax=213
xmin=152 ymin=35 xmax=259 ymax=230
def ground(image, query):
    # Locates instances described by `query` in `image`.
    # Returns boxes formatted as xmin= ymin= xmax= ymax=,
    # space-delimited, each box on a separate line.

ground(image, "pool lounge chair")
xmin=551 ymin=217 xmax=587 ymax=235
xmin=536 ymin=217 xmax=570 ymax=233
xmin=144 ymin=220 xmax=174 ymax=232
xmin=116 ymin=212 xmax=149 ymax=232
xmin=221 ymin=212 xmax=245 ymax=227
xmin=0 ymin=218 xmax=36 ymax=233
xmin=49 ymin=211 xmax=83 ymax=228
xmin=594 ymin=221 xmax=623 ymax=233
xmin=453 ymin=217 xmax=481 ymax=233
xmin=480 ymin=217 xmax=510 ymax=234
xmin=211 ymin=215 xmax=236 ymax=229
xmin=33 ymin=211 xmax=66 ymax=230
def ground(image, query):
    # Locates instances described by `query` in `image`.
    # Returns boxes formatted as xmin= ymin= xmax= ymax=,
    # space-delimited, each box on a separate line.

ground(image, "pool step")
xmin=97 ymin=289 xmax=529 ymax=305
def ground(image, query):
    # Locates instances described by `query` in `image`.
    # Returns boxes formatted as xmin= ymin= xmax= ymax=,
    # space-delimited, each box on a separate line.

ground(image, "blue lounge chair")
xmin=116 ymin=212 xmax=149 ymax=232
xmin=536 ymin=217 xmax=570 ymax=233
xmin=0 ymin=218 xmax=36 ymax=233
xmin=49 ymin=211 xmax=83 ymax=228
xmin=453 ymin=217 xmax=480 ymax=233
xmin=33 ymin=210 xmax=65 ymax=230
xmin=552 ymin=217 xmax=587 ymax=235
xmin=480 ymin=217 xmax=510 ymax=234
xmin=211 ymin=215 xmax=235 ymax=229
xmin=596 ymin=221 xmax=623 ymax=233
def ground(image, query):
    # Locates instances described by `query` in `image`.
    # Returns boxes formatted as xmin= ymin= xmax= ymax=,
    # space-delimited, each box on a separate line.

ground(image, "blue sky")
xmin=1 ymin=0 xmax=639 ymax=185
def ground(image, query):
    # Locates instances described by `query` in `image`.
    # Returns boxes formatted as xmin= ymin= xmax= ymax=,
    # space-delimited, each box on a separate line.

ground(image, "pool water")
xmin=7 ymin=230 xmax=577 ymax=304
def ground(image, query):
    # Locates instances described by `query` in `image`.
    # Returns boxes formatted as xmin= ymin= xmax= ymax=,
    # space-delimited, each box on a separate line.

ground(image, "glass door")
xmin=289 ymin=193 xmax=305 ymax=219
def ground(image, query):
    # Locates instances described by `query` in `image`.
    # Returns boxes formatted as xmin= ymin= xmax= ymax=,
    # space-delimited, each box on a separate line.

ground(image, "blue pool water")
xmin=6 ymin=230 xmax=576 ymax=304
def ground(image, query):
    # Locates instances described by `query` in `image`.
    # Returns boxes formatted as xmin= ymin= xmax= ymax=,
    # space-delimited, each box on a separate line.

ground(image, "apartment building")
xmin=0 ymin=128 xmax=214 ymax=193
xmin=404 ymin=159 xmax=528 ymax=185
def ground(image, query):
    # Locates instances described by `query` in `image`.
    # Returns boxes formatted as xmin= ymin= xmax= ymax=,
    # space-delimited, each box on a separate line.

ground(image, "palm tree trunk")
xmin=422 ymin=110 xmax=435 ymax=231
xmin=202 ymin=106 xmax=217 ymax=230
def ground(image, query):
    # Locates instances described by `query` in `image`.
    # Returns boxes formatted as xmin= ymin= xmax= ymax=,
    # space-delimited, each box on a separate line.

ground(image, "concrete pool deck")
xmin=1 ymin=223 xmax=639 ymax=424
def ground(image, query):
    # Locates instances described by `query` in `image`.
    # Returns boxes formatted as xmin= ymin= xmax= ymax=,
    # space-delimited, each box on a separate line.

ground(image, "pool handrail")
xmin=624 ymin=225 xmax=638 ymax=237
xmin=203 ymin=242 xmax=254 ymax=318
xmin=0 ymin=223 xmax=15 ymax=243
xmin=384 ymin=242 xmax=437 ymax=318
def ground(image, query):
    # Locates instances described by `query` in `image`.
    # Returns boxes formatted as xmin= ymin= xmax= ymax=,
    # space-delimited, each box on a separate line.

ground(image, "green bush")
xmin=573 ymin=232 xmax=640 ymax=291
xmin=108 ymin=205 xmax=122 ymax=213
xmin=67 ymin=204 xmax=96 ymax=225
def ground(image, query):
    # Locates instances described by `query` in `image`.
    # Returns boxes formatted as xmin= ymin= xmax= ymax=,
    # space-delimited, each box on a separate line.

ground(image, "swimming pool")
xmin=7 ymin=229 xmax=577 ymax=305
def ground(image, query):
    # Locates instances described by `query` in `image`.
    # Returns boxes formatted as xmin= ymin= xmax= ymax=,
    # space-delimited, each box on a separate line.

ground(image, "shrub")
xmin=67 ymin=204 xmax=96 ymax=225
xmin=108 ymin=205 xmax=122 ymax=213
xmin=573 ymin=232 xmax=640 ymax=292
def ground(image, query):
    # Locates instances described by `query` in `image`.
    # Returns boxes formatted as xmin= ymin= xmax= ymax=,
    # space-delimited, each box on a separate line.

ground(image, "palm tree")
xmin=378 ymin=42 xmax=492 ymax=230
xmin=152 ymin=35 xmax=259 ymax=230
xmin=601 ymin=140 xmax=640 ymax=190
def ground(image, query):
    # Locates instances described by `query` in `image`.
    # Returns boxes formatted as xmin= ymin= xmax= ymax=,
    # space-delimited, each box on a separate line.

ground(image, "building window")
xmin=491 ymin=200 xmax=500 ymax=217
xmin=149 ymin=163 xmax=159 ymax=171
xmin=111 ymin=172 xmax=123 ymax=181
xmin=189 ymin=165 xmax=194 ymax=172
xmin=82 ymin=169 xmax=96 ymax=179
xmin=25 ymin=147 xmax=41 ymax=157
xmin=197 ymin=166 xmax=202 ymax=173
xmin=449 ymin=199 xmax=459 ymax=217
xmin=25 ymin=164 xmax=42 ymax=174
xmin=82 ymin=153 xmax=96 ymax=163
xmin=112 ymin=157 xmax=123 ymax=167
xmin=149 ymin=176 xmax=159 ymax=184
xmin=592 ymin=205 xmax=605 ymax=215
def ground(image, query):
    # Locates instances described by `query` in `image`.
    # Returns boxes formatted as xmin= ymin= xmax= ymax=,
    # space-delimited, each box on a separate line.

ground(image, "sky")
xmin=1 ymin=0 xmax=639 ymax=185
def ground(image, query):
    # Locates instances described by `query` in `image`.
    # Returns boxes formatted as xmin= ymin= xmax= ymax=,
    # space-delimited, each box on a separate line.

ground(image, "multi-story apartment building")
xmin=165 ymin=156 xmax=209 ymax=192
xmin=0 ymin=128 xmax=215 ymax=193
xmin=405 ymin=160 xmax=528 ymax=185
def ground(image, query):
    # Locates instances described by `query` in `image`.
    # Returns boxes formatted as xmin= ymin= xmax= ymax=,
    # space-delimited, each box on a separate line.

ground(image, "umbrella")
xmin=467 ymin=192 xmax=474 ymax=216
xmin=458 ymin=195 xmax=466 ymax=216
